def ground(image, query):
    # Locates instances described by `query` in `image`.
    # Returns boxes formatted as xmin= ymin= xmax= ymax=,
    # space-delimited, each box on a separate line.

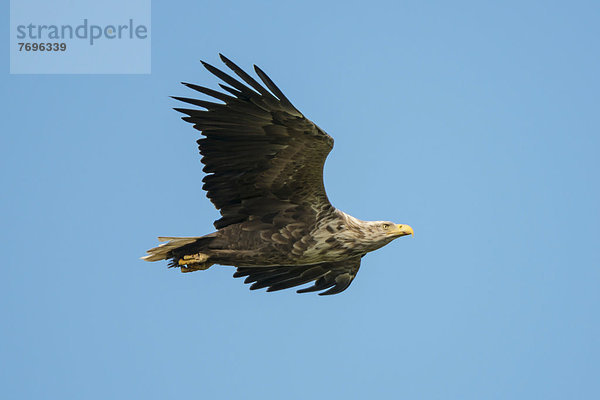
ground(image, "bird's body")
xmin=143 ymin=55 xmax=413 ymax=295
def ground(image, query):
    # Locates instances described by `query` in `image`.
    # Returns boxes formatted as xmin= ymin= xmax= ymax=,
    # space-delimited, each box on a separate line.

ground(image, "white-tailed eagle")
xmin=143 ymin=54 xmax=413 ymax=295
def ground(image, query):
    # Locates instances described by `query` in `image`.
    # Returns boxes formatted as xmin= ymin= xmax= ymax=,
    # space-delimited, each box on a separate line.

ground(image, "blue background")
xmin=2 ymin=1 xmax=599 ymax=398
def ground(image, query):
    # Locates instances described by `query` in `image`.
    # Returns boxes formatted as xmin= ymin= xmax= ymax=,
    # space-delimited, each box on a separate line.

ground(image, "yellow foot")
xmin=179 ymin=253 xmax=210 ymax=264
xmin=178 ymin=253 xmax=213 ymax=273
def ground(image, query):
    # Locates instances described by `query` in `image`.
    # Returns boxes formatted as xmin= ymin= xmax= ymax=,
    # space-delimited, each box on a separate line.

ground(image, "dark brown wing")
xmin=233 ymin=257 xmax=362 ymax=296
xmin=173 ymin=54 xmax=334 ymax=229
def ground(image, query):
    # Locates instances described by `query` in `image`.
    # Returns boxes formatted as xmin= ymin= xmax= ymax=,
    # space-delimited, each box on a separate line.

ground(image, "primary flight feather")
xmin=143 ymin=54 xmax=413 ymax=295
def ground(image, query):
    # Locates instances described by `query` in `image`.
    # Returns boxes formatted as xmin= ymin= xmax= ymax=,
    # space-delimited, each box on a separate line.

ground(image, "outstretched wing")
xmin=173 ymin=54 xmax=334 ymax=229
xmin=233 ymin=257 xmax=362 ymax=296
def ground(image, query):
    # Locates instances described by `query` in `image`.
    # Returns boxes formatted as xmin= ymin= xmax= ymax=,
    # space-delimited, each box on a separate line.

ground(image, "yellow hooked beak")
xmin=394 ymin=224 xmax=414 ymax=237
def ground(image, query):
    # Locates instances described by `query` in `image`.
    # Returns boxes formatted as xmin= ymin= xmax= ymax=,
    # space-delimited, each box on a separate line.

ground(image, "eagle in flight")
xmin=143 ymin=54 xmax=413 ymax=295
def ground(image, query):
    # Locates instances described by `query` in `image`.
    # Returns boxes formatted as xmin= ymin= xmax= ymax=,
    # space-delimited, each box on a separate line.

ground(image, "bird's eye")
xmin=382 ymin=224 xmax=389 ymax=229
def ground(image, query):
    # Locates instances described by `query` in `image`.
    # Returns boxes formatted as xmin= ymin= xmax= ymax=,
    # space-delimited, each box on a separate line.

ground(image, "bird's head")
xmin=356 ymin=220 xmax=414 ymax=251
xmin=336 ymin=212 xmax=413 ymax=252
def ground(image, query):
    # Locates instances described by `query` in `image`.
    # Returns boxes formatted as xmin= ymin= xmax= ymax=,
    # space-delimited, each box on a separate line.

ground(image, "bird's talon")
xmin=178 ymin=253 xmax=213 ymax=272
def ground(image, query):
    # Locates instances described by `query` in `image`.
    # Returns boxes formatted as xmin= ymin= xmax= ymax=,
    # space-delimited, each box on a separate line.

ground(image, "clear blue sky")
xmin=2 ymin=1 xmax=599 ymax=399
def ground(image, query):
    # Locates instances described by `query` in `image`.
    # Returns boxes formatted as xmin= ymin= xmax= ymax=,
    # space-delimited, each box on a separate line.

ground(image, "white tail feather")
xmin=141 ymin=237 xmax=203 ymax=262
